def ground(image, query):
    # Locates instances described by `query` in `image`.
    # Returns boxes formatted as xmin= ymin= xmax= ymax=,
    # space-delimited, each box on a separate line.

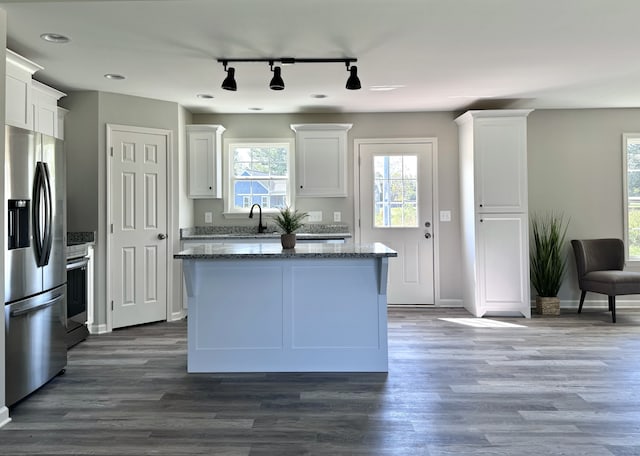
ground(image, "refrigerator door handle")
xmin=32 ymin=162 xmax=44 ymax=266
xmin=10 ymin=295 xmax=61 ymax=317
xmin=32 ymin=162 xmax=52 ymax=267
xmin=41 ymin=162 xmax=53 ymax=266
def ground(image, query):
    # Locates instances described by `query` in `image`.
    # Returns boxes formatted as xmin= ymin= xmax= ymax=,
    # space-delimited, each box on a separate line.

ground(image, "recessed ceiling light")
xmin=197 ymin=94 xmax=214 ymax=99
xmin=369 ymin=85 xmax=405 ymax=92
xmin=40 ymin=33 xmax=70 ymax=44
xmin=104 ymin=74 xmax=125 ymax=80
xmin=311 ymin=94 xmax=328 ymax=99
xmin=248 ymin=107 xmax=263 ymax=111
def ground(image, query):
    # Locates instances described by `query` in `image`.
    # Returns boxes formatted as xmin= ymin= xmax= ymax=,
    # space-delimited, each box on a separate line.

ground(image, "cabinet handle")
xmin=480 ymin=219 xmax=484 ymax=223
xmin=209 ymin=186 xmax=212 ymax=190
xmin=479 ymin=204 xmax=483 ymax=208
xmin=300 ymin=185 xmax=303 ymax=189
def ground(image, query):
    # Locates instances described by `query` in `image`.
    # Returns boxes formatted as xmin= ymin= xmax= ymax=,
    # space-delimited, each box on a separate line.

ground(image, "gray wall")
xmin=528 ymin=109 xmax=640 ymax=304
xmin=191 ymin=112 xmax=463 ymax=303
xmin=63 ymin=91 xmax=189 ymax=329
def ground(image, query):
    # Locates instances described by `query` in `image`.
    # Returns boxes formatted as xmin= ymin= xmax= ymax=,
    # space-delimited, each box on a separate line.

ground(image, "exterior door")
xmin=109 ymin=126 xmax=168 ymax=328
xmin=358 ymin=140 xmax=435 ymax=304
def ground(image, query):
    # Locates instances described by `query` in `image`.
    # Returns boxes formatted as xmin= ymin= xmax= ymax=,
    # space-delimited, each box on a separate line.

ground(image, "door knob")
xmin=157 ymin=233 xmax=167 ymax=240
xmin=424 ymin=233 xmax=432 ymax=239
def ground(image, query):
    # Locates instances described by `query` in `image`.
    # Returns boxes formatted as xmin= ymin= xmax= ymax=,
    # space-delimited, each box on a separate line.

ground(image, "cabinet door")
xmin=187 ymin=125 xmax=224 ymax=198
xmin=475 ymin=117 xmax=527 ymax=212
xmin=292 ymin=125 xmax=351 ymax=197
xmin=476 ymin=213 xmax=530 ymax=317
xmin=6 ymin=65 xmax=33 ymax=130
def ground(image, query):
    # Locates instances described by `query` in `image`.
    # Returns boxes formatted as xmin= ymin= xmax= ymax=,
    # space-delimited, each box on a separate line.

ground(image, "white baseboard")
xmin=170 ymin=310 xmax=186 ymax=321
xmin=0 ymin=406 xmax=11 ymax=428
xmin=88 ymin=323 xmax=109 ymax=334
xmin=437 ymin=298 xmax=464 ymax=307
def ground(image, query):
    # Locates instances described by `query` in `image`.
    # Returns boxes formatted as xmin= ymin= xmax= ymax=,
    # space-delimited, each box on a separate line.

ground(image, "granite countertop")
xmin=180 ymin=224 xmax=352 ymax=241
xmin=174 ymin=242 xmax=397 ymax=260
xmin=66 ymin=232 xmax=96 ymax=260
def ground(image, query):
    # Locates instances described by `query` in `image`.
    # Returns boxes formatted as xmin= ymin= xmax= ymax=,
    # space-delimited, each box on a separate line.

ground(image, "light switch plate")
xmin=333 ymin=211 xmax=341 ymax=222
xmin=204 ymin=212 xmax=213 ymax=223
xmin=307 ymin=211 xmax=322 ymax=222
xmin=439 ymin=210 xmax=451 ymax=222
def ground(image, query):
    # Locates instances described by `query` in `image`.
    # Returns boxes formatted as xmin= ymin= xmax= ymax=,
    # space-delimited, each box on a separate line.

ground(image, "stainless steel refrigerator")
xmin=4 ymin=125 xmax=67 ymax=407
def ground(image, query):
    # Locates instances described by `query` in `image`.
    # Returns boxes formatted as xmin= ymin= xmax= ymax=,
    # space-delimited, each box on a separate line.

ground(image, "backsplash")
xmin=181 ymin=223 xmax=351 ymax=237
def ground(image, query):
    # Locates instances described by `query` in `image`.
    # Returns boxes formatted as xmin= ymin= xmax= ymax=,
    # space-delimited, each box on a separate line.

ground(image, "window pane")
xmin=626 ymin=137 xmax=640 ymax=259
xmin=373 ymin=154 xmax=419 ymax=228
xmin=230 ymin=143 xmax=290 ymax=211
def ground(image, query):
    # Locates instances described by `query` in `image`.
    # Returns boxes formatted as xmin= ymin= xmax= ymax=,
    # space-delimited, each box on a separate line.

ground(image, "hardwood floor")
xmin=2 ymin=307 xmax=640 ymax=455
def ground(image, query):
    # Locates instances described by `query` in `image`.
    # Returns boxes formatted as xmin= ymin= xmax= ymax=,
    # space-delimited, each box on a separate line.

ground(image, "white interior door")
xmin=358 ymin=141 xmax=435 ymax=304
xmin=109 ymin=126 xmax=168 ymax=328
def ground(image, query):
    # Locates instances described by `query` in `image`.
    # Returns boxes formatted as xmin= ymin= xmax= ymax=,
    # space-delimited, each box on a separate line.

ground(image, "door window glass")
xmin=373 ymin=155 xmax=418 ymax=227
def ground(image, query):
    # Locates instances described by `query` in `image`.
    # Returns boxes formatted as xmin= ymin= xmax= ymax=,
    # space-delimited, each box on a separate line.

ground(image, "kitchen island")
xmin=174 ymin=242 xmax=397 ymax=373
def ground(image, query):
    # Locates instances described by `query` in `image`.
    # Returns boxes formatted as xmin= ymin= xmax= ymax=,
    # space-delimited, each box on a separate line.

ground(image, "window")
xmin=624 ymin=134 xmax=640 ymax=260
xmin=226 ymin=139 xmax=293 ymax=215
xmin=373 ymin=154 xmax=418 ymax=227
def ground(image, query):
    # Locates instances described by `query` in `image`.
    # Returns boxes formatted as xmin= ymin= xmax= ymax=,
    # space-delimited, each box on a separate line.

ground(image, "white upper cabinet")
xmin=32 ymin=80 xmax=66 ymax=138
xmin=6 ymin=49 xmax=42 ymax=130
xmin=456 ymin=110 xmax=531 ymax=213
xmin=6 ymin=49 xmax=66 ymax=137
xmin=291 ymin=123 xmax=352 ymax=197
xmin=186 ymin=124 xmax=225 ymax=199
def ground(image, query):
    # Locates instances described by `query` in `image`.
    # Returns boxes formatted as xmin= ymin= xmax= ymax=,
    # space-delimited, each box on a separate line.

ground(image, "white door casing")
xmin=356 ymin=139 xmax=438 ymax=305
xmin=107 ymin=125 xmax=169 ymax=329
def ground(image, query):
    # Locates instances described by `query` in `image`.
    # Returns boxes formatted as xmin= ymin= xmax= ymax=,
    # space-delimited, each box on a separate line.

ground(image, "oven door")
xmin=66 ymin=256 xmax=89 ymax=347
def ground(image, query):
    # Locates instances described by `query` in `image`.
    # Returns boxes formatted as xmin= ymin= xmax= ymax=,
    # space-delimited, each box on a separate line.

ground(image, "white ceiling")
xmin=2 ymin=0 xmax=640 ymax=114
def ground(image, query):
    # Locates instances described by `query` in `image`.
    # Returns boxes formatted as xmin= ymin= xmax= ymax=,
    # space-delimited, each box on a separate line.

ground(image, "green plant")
xmin=530 ymin=212 xmax=569 ymax=297
xmin=272 ymin=207 xmax=308 ymax=234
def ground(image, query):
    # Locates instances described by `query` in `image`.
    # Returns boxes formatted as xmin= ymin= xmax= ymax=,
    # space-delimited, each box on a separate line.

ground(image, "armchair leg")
xmin=578 ymin=290 xmax=586 ymax=314
xmin=609 ymin=296 xmax=617 ymax=323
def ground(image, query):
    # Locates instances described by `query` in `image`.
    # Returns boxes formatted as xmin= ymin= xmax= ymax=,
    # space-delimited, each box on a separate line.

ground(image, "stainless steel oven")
xmin=66 ymin=253 xmax=89 ymax=348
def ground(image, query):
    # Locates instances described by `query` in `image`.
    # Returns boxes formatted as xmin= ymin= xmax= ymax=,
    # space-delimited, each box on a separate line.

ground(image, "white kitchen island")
xmin=174 ymin=242 xmax=397 ymax=373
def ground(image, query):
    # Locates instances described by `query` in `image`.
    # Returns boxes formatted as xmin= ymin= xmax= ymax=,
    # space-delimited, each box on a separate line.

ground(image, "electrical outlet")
xmin=307 ymin=211 xmax=322 ymax=222
xmin=439 ymin=210 xmax=451 ymax=222
xmin=204 ymin=212 xmax=213 ymax=224
xmin=333 ymin=211 xmax=341 ymax=222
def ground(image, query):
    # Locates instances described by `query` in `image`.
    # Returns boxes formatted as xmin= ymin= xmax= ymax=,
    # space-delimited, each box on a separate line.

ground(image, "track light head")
xmin=221 ymin=66 xmax=237 ymax=91
xmin=270 ymin=66 xmax=285 ymax=91
xmin=346 ymin=65 xmax=361 ymax=90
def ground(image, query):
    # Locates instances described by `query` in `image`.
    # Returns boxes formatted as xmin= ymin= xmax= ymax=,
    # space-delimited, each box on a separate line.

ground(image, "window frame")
xmin=223 ymin=138 xmax=295 ymax=218
xmin=622 ymin=133 xmax=640 ymax=263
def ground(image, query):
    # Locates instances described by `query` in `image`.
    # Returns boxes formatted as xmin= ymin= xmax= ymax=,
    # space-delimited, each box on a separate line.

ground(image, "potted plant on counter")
xmin=530 ymin=212 xmax=569 ymax=315
xmin=273 ymin=207 xmax=308 ymax=249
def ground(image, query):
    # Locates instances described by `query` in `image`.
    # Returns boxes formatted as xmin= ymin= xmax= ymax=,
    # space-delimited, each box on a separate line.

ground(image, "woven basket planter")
xmin=536 ymin=296 xmax=560 ymax=316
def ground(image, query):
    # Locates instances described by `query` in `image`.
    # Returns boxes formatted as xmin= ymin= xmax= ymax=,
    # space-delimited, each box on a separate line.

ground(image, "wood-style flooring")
xmin=2 ymin=307 xmax=640 ymax=455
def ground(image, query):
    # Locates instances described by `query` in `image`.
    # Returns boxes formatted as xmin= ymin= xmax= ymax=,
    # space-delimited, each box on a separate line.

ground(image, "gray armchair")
xmin=571 ymin=238 xmax=640 ymax=323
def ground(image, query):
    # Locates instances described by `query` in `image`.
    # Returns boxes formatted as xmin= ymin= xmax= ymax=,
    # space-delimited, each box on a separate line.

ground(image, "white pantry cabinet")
xmin=455 ymin=109 xmax=533 ymax=318
xmin=291 ymin=123 xmax=352 ymax=197
xmin=186 ymin=124 xmax=225 ymax=198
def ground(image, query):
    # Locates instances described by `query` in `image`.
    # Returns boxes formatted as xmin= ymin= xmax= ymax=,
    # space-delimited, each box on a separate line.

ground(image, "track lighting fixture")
xmin=218 ymin=57 xmax=360 ymax=91
xmin=221 ymin=62 xmax=237 ymax=91
xmin=269 ymin=62 xmax=285 ymax=91
xmin=345 ymin=64 xmax=361 ymax=90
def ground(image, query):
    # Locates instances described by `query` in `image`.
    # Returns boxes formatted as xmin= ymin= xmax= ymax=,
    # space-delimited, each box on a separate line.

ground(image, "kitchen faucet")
xmin=249 ymin=203 xmax=267 ymax=233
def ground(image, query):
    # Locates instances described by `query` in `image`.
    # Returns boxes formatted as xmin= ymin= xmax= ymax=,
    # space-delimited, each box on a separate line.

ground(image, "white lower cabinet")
xmin=475 ymin=213 xmax=530 ymax=317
